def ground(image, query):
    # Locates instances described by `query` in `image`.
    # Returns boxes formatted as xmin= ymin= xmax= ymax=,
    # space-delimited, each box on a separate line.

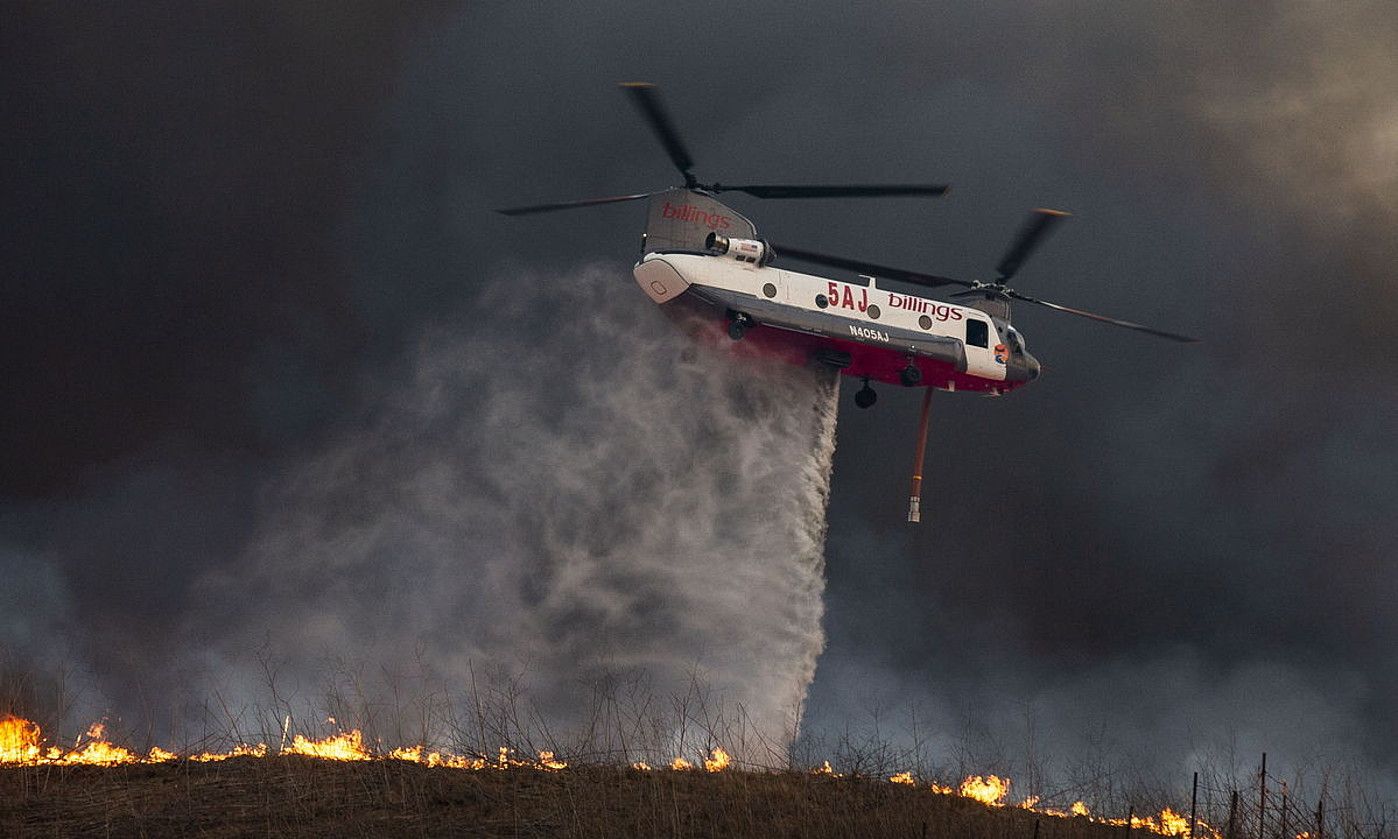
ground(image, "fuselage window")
xmin=966 ymin=319 xmax=989 ymax=348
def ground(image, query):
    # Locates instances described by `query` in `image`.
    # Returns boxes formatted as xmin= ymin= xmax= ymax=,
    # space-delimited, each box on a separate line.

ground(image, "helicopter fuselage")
xmin=502 ymin=83 xmax=1193 ymax=521
xmin=633 ymin=247 xmax=1041 ymax=394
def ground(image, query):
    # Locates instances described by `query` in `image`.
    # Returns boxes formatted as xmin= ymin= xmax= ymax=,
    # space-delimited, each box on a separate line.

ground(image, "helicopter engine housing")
xmin=705 ymin=233 xmax=771 ymax=266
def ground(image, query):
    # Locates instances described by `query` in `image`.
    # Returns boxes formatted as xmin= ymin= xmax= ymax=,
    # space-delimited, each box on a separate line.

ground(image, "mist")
xmin=176 ymin=265 xmax=839 ymax=761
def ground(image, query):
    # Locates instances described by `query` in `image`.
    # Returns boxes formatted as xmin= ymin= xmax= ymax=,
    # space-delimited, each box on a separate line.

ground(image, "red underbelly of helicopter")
xmin=661 ymin=295 xmax=1018 ymax=394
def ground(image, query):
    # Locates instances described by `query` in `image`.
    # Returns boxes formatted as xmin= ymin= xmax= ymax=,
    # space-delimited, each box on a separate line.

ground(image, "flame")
xmin=439 ymin=754 xmax=487 ymax=769
xmin=65 ymin=739 xmax=138 ymax=765
xmin=406 ymin=750 xmax=485 ymax=770
xmin=389 ymin=744 xmax=425 ymax=762
xmin=1093 ymin=807 xmax=1217 ymax=838
xmin=0 ymin=714 xmax=512 ymax=773
xmin=52 ymin=721 xmax=139 ymax=766
xmin=283 ymin=730 xmax=371 ymax=761
xmin=959 ymin=774 xmax=1010 ymax=806
xmin=1131 ymin=807 xmax=1219 ymax=838
xmin=1 ymin=716 xmax=42 ymax=763
xmin=918 ymin=774 xmax=1212 ymax=839
xmin=1152 ymin=807 xmax=1191 ymax=836
xmin=392 ymin=745 xmax=459 ymax=767
xmin=0 ymin=713 xmax=1239 ymax=837
xmin=1032 ymin=800 xmax=1088 ymax=819
xmin=537 ymin=751 xmax=567 ymax=771
xmin=189 ymin=743 xmax=269 ymax=762
xmin=385 ymin=743 xmax=559 ymax=770
xmin=500 ymin=749 xmax=531 ymax=771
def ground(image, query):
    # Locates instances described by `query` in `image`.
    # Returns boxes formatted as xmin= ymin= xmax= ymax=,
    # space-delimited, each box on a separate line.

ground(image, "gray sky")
xmin=4 ymin=0 xmax=1397 ymax=799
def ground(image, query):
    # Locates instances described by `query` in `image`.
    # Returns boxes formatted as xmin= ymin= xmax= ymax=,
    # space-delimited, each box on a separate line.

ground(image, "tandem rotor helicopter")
xmin=499 ymin=83 xmax=1198 ymax=523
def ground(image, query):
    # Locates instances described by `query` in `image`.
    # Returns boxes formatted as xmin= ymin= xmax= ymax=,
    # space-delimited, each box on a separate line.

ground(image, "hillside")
xmin=2 ymin=757 xmax=1148 ymax=838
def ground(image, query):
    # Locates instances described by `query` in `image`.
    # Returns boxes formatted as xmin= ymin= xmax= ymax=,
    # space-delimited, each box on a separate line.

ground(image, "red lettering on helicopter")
xmin=887 ymin=292 xmax=929 ymax=314
xmin=661 ymin=202 xmax=733 ymax=230
xmin=826 ymin=281 xmax=868 ymax=312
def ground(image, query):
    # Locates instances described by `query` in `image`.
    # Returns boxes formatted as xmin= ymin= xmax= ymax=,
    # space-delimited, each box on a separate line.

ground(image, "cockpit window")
xmin=966 ymin=319 xmax=989 ymax=348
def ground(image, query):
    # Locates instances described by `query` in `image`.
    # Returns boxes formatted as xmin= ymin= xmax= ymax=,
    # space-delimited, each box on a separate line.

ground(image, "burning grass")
xmin=3 ymin=755 xmax=1159 ymax=839
xmin=1 ymin=714 xmax=1212 ymax=837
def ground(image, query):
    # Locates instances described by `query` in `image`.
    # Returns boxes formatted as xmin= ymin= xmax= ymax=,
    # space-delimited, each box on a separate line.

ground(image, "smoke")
xmin=187 ymin=264 xmax=839 ymax=760
xmin=6 ymin=0 xmax=1398 ymax=804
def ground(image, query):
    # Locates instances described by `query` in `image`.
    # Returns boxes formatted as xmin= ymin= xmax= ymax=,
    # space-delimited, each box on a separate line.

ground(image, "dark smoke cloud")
xmin=3 ymin=0 xmax=1397 ymax=799
xmin=1 ymin=2 xmax=438 ymax=498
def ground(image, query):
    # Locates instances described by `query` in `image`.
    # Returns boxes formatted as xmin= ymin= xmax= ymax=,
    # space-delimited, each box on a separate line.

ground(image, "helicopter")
xmin=499 ymin=83 xmax=1198 ymax=522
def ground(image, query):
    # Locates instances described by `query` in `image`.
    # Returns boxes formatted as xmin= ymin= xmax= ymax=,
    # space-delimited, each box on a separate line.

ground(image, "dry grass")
xmin=0 ymin=758 xmax=1132 ymax=838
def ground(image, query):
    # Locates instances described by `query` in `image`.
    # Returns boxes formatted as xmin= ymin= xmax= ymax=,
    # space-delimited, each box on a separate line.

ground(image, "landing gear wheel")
xmin=727 ymin=311 xmax=753 ymax=341
xmin=899 ymin=364 xmax=923 ymax=387
xmin=854 ymin=381 xmax=878 ymax=409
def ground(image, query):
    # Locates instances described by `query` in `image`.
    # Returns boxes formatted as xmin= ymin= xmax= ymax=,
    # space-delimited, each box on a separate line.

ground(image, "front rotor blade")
xmin=496 ymin=192 xmax=656 ymax=216
xmin=996 ymin=208 xmax=1070 ymax=280
xmin=1007 ymin=291 xmax=1200 ymax=342
xmin=776 ymin=245 xmax=975 ymax=291
xmin=721 ymin=183 xmax=950 ymax=199
xmin=619 ymin=82 xmax=695 ymax=181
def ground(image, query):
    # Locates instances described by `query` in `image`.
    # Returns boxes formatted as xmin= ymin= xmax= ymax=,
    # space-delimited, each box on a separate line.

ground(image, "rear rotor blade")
xmin=776 ymin=245 xmax=975 ymax=291
xmin=619 ymin=82 xmax=695 ymax=182
xmin=1007 ymin=290 xmax=1200 ymax=342
xmin=496 ymin=191 xmax=657 ymax=216
xmin=720 ymin=183 xmax=950 ymax=199
xmin=996 ymin=208 xmax=1070 ymax=280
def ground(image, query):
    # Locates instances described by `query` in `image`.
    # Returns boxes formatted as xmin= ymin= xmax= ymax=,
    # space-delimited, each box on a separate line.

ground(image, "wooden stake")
xmin=1257 ymin=753 xmax=1267 ymax=839
xmin=1189 ymin=771 xmax=1198 ymax=839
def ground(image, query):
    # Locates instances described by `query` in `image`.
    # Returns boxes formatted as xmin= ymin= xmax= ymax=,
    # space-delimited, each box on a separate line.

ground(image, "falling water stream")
xmin=190 ymin=265 xmax=840 ymax=763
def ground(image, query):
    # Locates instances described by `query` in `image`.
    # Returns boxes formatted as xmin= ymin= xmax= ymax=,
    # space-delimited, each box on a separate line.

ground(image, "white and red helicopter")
xmin=500 ymin=83 xmax=1197 ymax=522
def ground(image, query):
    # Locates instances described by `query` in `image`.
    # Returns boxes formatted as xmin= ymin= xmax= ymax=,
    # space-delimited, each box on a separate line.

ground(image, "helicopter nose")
xmin=1005 ymin=352 xmax=1041 ymax=382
